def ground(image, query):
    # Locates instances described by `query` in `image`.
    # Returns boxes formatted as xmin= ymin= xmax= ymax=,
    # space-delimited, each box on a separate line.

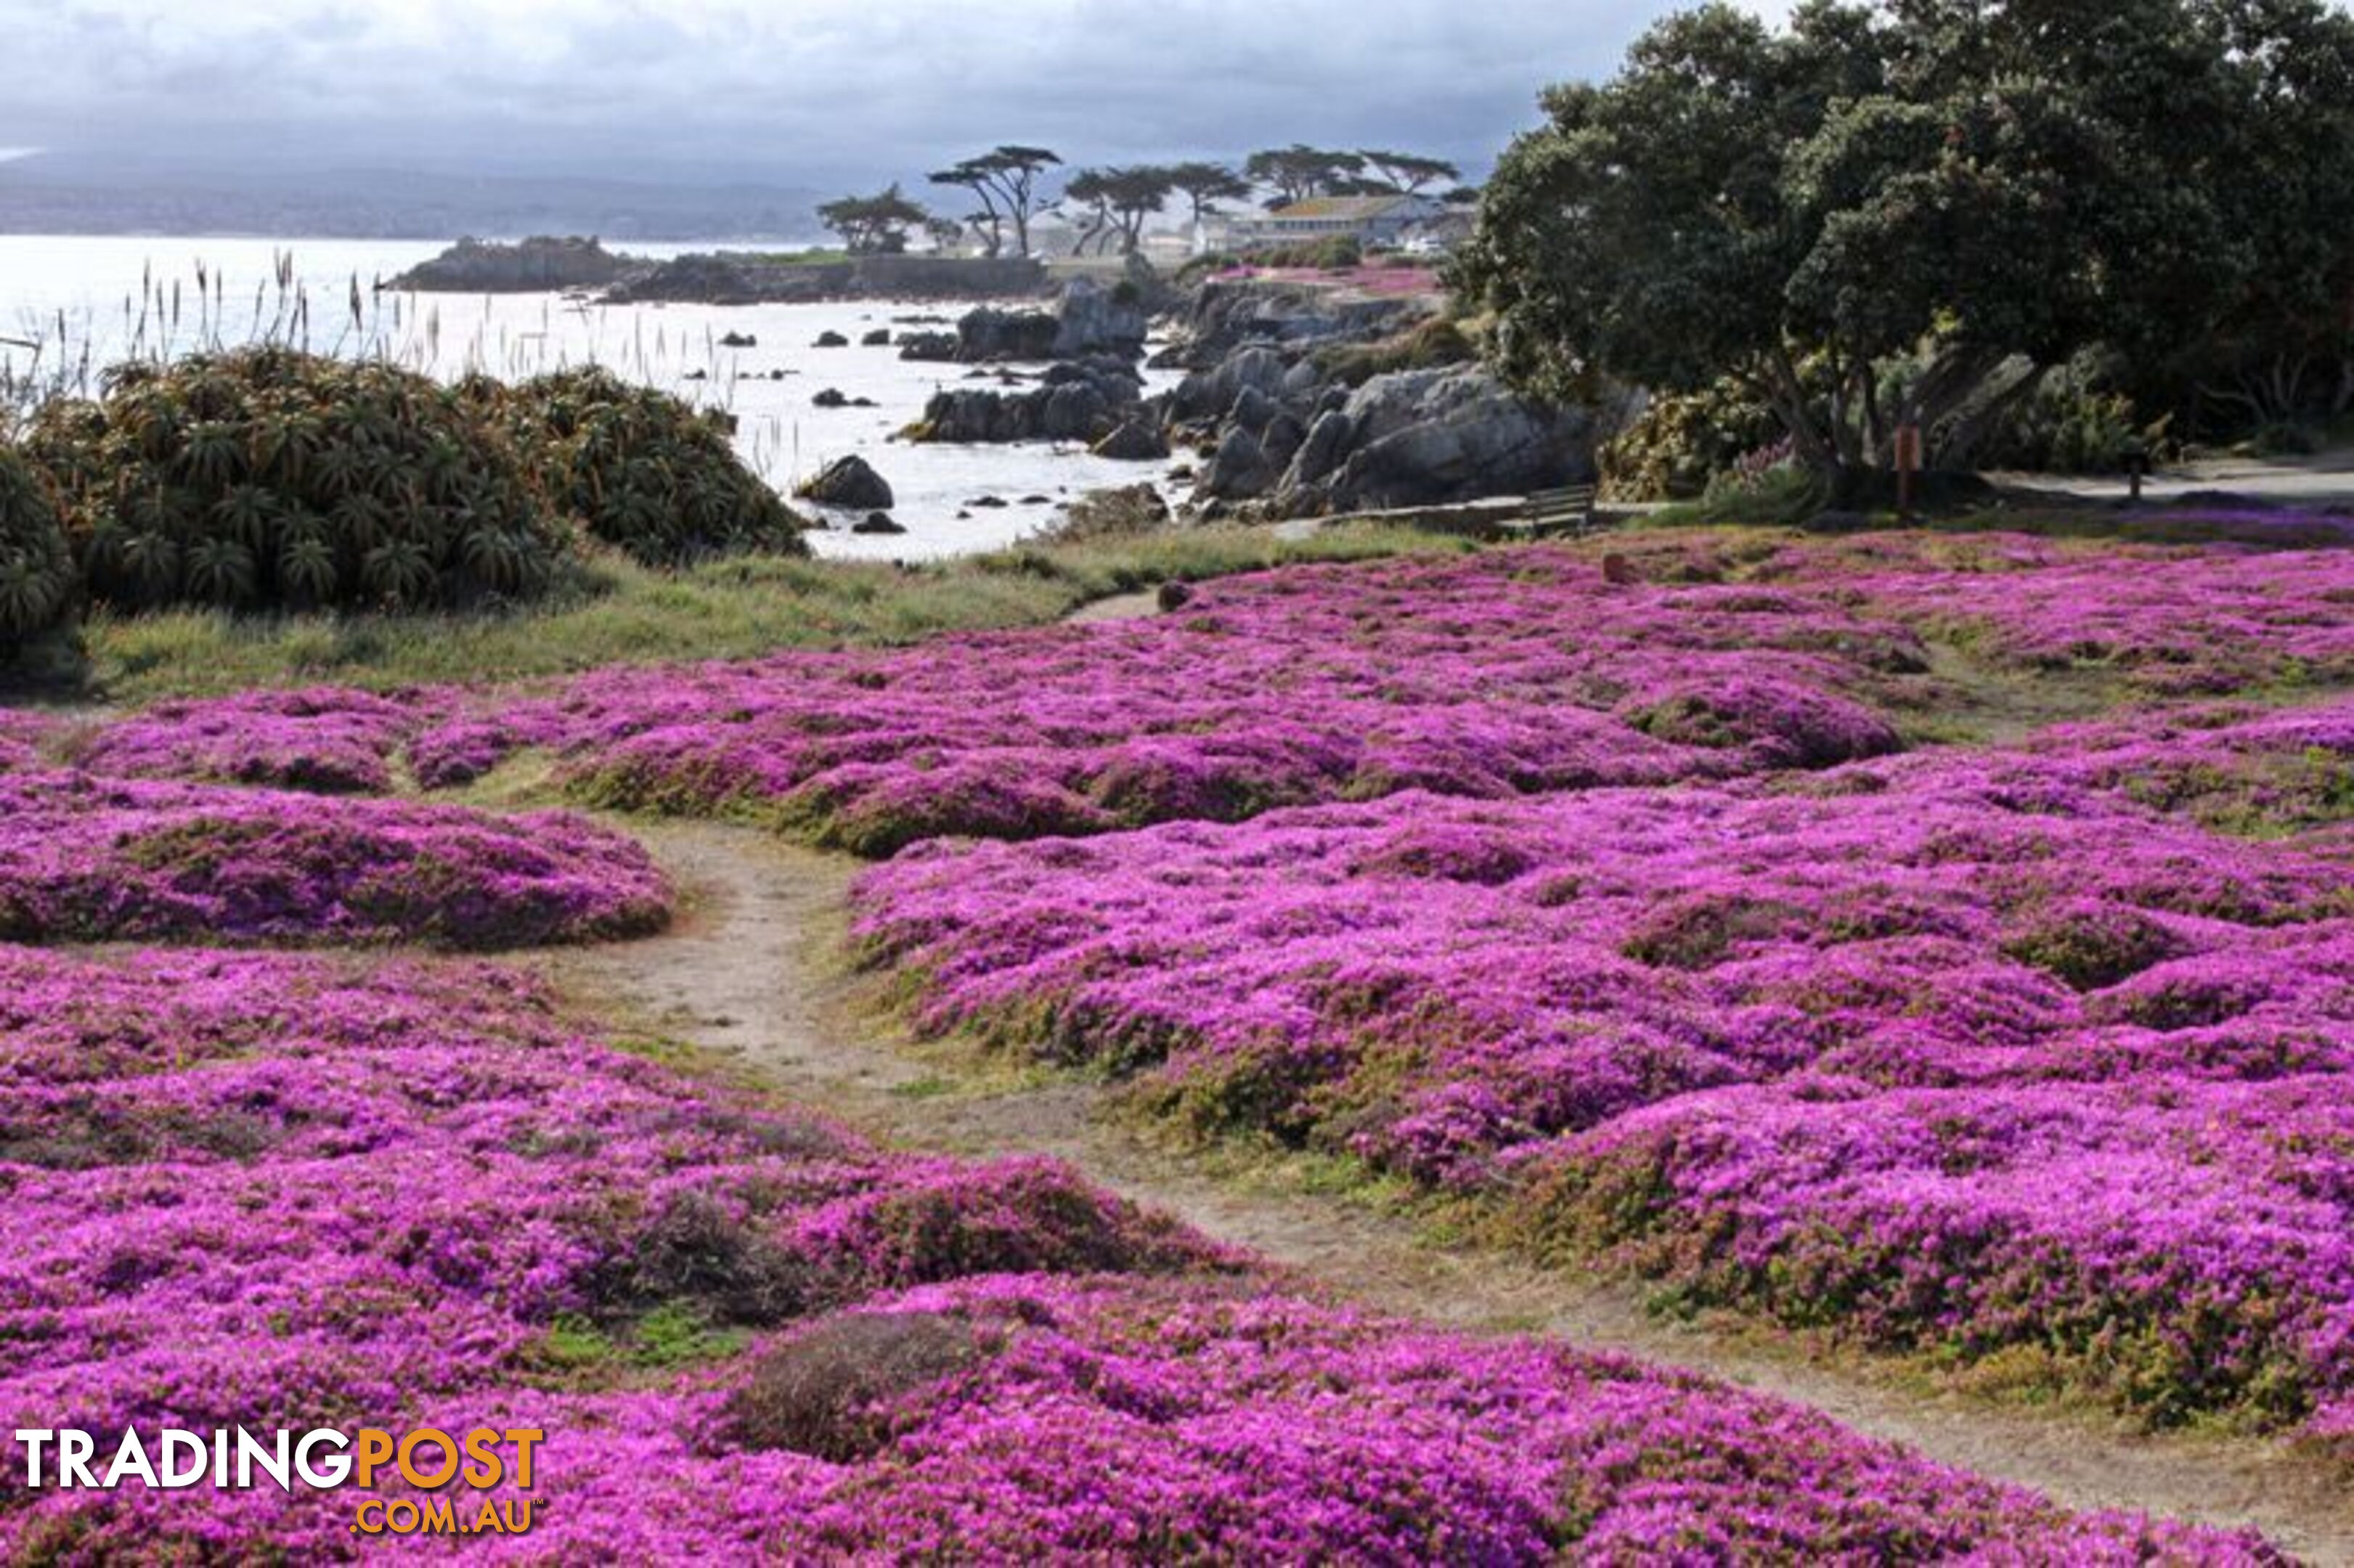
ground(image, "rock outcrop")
xmin=1155 ymin=278 xmax=1430 ymax=369
xmin=900 ymin=279 xmax=1153 ymax=367
xmin=603 ymin=253 xmax=1049 ymax=306
xmin=897 ymin=332 xmax=961 ymax=362
xmin=1276 ymin=367 xmax=1600 ymax=513
xmin=1045 ymin=482 xmax=1172 ymax=542
xmin=388 ymin=237 xmax=640 ymax=293
xmin=1049 ymin=278 xmax=1149 ymax=359
xmin=911 ymin=358 xmax=1143 ymax=445
xmin=1091 ymin=420 xmax=1170 ymax=462
xmin=952 ymin=307 xmax=1063 ymax=362
xmin=1157 ymin=282 xmax=1600 ymax=518
xmin=794 ymin=455 xmax=895 ymax=511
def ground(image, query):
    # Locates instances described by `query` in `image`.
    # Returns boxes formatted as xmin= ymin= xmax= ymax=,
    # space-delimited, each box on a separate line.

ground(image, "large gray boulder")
xmin=911 ymin=358 xmax=1143 ymax=445
xmin=1051 ymin=278 xmax=1149 ymax=359
xmin=1204 ymin=426 xmax=1279 ymax=499
xmin=1168 ymin=346 xmax=1291 ymax=425
xmin=1289 ymin=409 xmax=1356 ymax=489
xmin=955 ymin=306 xmax=1062 ymax=362
xmin=1092 ymin=419 xmax=1170 ymax=461
xmin=1302 ymin=367 xmax=1598 ymax=512
xmin=795 ymin=454 xmax=895 ymax=511
xmin=1229 ymin=384 xmax=1279 ymax=437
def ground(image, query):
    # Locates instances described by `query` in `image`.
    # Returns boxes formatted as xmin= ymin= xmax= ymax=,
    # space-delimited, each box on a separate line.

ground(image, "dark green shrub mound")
xmin=23 ymin=348 xmax=566 ymax=611
xmin=470 ymin=367 xmax=806 ymax=566
xmin=0 ymin=446 xmax=76 ymax=645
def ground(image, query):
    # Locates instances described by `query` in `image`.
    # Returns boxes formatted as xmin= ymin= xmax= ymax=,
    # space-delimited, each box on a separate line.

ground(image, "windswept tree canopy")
xmin=816 ymin=183 xmax=932 ymax=255
xmin=1358 ymin=150 xmax=1462 ymax=195
xmin=1062 ymin=166 xmax=1177 ymax=255
xmin=927 ymin=146 xmax=1064 ymax=258
xmin=1457 ymin=0 xmax=2354 ymax=473
xmin=1167 ymin=161 xmax=1253 ymax=226
xmin=1245 ymin=145 xmax=1369 ymax=206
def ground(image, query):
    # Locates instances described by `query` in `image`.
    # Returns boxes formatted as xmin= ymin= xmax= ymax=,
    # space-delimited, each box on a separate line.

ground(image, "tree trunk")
xmin=1934 ymin=360 xmax=2048 ymax=471
xmin=1761 ymin=348 xmax=1837 ymax=475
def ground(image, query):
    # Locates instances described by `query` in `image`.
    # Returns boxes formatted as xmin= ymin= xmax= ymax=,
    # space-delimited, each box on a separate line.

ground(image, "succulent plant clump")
xmin=468 ymin=367 xmax=806 ymax=566
xmin=0 ymin=444 xmax=77 ymax=646
xmin=22 ymin=346 xmax=567 ymax=613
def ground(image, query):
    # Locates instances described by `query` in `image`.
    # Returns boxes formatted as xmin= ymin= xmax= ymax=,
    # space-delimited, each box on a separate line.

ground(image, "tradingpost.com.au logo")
xmin=14 ymin=1426 xmax=543 ymax=1538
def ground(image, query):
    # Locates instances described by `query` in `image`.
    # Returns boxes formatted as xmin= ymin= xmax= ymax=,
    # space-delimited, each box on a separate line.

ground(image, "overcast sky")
xmin=0 ymin=0 xmax=1785 ymax=188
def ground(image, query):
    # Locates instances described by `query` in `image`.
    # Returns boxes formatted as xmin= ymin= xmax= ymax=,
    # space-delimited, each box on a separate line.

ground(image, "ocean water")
xmin=0 ymin=235 xmax=1184 ymax=560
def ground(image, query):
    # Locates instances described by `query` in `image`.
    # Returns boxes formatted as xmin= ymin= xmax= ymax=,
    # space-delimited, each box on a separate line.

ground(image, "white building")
xmin=1229 ymin=194 xmax=1443 ymax=251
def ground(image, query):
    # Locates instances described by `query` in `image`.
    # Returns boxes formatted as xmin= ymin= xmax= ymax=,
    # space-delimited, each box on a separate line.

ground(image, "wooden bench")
xmin=1510 ymin=483 xmax=1601 ymax=539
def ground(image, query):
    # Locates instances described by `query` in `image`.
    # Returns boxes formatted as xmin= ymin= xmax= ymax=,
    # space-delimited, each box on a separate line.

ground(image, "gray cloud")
xmin=0 ymin=0 xmax=1777 ymax=187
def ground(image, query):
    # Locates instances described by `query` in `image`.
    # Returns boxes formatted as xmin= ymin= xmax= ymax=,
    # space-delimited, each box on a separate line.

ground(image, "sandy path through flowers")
xmin=537 ymin=817 xmax=2354 ymax=1562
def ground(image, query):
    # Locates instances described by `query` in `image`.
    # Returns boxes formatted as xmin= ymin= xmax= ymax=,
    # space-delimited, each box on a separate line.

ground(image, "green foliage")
xmin=464 ymin=367 xmax=806 ymax=568
xmin=1598 ymin=381 xmax=1783 ymax=501
xmin=816 ymin=183 xmax=932 ymax=256
xmin=1175 ymin=253 xmax=1241 ymax=287
xmin=0 ymin=446 xmax=76 ymax=645
xmin=1979 ymin=364 xmax=2167 ymax=475
xmin=1165 ymin=162 xmax=1253 ymax=226
xmin=1647 ymin=467 xmax=1828 ymax=531
xmin=926 ymin=147 xmax=1063 ymax=258
xmin=1245 ymin=146 xmax=1368 ymax=205
xmin=1357 ymin=150 xmax=1462 ymax=197
xmin=23 ymin=347 xmax=566 ymax=614
xmin=1242 ymin=235 xmax=1364 ymax=269
xmin=1459 ymin=0 xmax=2354 ymax=470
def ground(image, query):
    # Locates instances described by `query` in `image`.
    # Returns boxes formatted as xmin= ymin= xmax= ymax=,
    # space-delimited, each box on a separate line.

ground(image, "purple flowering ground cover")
xmin=855 ymin=702 xmax=2354 ymax=1445
xmin=0 ymin=944 xmax=2261 ymax=1562
xmin=61 ymin=547 xmax=1939 ymax=851
xmin=0 ymin=770 xmax=670 ymax=950
xmin=76 ymin=687 xmax=423 ymax=794
xmin=54 ymin=531 xmax=2354 ymax=858
xmin=11 ymin=526 xmax=2354 ymax=1553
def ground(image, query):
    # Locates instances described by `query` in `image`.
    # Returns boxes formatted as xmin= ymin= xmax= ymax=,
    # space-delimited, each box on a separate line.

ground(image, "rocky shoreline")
xmin=895 ymin=269 xmax=1603 ymax=522
xmin=388 ymin=237 xmax=1604 ymax=529
xmin=388 ymin=237 xmax=1051 ymax=303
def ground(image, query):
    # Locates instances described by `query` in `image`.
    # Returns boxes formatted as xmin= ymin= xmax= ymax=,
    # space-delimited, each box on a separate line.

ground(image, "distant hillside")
xmin=0 ymin=155 xmax=827 ymax=242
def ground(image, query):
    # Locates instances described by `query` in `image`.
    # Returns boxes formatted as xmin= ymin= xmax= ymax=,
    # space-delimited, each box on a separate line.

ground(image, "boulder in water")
xmin=795 ymin=454 xmax=895 ymax=511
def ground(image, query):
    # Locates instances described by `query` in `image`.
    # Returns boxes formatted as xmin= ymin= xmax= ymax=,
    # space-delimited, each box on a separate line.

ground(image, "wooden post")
xmin=1894 ymin=425 xmax=1923 ymax=523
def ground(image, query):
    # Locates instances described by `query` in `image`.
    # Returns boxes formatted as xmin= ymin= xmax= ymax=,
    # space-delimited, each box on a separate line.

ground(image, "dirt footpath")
xmin=537 ymin=819 xmax=2354 ymax=1562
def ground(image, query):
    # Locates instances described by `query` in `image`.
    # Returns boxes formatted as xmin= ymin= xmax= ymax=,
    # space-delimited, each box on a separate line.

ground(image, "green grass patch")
xmin=532 ymin=1300 xmax=750 ymax=1388
xmin=70 ymin=523 xmax=1462 ymax=703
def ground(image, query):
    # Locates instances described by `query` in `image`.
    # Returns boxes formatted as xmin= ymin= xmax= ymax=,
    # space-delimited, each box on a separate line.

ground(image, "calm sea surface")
xmin=0 ymin=235 xmax=1181 ymax=560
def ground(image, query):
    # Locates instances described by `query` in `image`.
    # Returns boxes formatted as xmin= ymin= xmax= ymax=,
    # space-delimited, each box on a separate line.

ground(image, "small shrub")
xmin=1623 ymin=894 xmax=1806 ymax=971
xmin=2000 ymin=902 xmax=2182 ymax=991
xmin=724 ymin=1312 xmax=998 ymax=1459
xmin=1314 ymin=316 xmax=1477 ymax=388
xmin=588 ymin=1191 xmax=811 ymax=1326
xmin=1598 ymin=380 xmax=1783 ymax=502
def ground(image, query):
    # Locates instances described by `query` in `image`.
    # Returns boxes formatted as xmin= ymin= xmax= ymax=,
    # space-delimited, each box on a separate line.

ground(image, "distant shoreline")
xmin=387 ymin=237 xmax=1056 ymax=306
